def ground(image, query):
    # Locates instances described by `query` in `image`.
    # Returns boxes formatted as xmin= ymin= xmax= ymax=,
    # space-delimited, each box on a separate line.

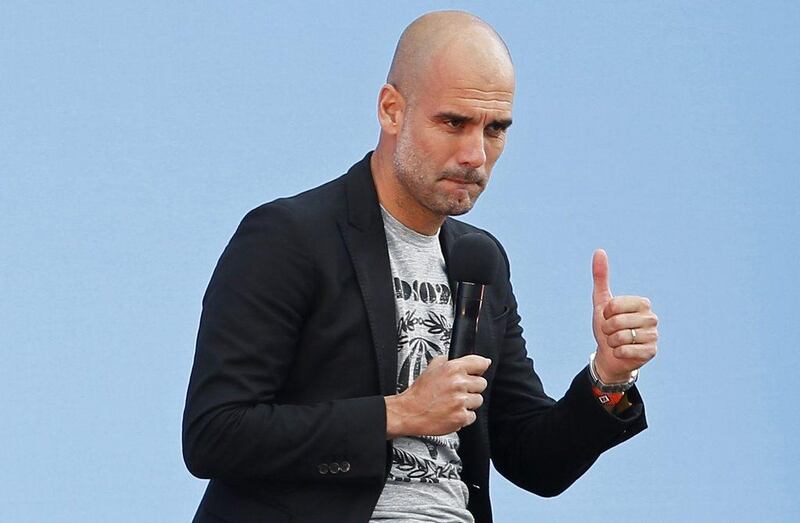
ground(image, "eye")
xmin=485 ymin=123 xmax=508 ymax=138
xmin=444 ymin=119 xmax=464 ymax=129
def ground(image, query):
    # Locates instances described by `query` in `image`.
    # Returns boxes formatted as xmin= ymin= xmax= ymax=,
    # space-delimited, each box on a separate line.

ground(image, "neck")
xmin=370 ymin=145 xmax=445 ymax=236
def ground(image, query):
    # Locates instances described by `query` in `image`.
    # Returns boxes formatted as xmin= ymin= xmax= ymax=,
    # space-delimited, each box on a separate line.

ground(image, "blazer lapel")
xmin=338 ymin=154 xmax=398 ymax=397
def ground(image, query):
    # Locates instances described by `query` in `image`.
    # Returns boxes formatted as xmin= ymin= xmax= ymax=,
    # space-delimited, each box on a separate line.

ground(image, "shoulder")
xmin=240 ymin=173 xmax=348 ymax=234
xmin=212 ymin=174 xmax=350 ymax=283
xmin=211 ymin=175 xmax=351 ymax=290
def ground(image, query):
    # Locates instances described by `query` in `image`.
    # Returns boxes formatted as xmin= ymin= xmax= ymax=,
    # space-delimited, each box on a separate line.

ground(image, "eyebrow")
xmin=434 ymin=111 xmax=513 ymax=130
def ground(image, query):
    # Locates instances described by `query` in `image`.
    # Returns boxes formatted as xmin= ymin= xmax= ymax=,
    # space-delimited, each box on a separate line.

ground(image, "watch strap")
xmin=589 ymin=352 xmax=639 ymax=393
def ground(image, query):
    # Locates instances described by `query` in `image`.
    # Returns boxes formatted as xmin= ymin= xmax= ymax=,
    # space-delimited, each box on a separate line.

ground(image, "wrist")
xmin=384 ymin=395 xmax=406 ymax=440
xmin=597 ymin=366 xmax=633 ymax=384
xmin=592 ymin=350 xmax=635 ymax=383
xmin=589 ymin=352 xmax=638 ymax=393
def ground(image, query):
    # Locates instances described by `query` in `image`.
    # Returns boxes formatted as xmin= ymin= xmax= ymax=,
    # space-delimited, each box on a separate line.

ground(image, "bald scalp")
xmin=387 ymin=11 xmax=513 ymax=103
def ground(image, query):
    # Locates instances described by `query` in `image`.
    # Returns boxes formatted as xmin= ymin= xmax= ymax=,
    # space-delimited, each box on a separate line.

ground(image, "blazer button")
xmin=340 ymin=461 xmax=351 ymax=473
xmin=329 ymin=462 xmax=341 ymax=474
xmin=318 ymin=463 xmax=329 ymax=475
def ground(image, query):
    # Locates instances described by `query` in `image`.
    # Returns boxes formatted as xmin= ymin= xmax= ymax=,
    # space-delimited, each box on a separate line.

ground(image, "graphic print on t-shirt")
xmin=394 ymin=276 xmax=453 ymax=394
xmin=371 ymin=206 xmax=472 ymax=521
xmin=393 ymin=276 xmax=453 ymax=394
xmin=390 ymin=275 xmax=462 ymax=483
xmin=394 ymin=278 xmax=452 ymax=394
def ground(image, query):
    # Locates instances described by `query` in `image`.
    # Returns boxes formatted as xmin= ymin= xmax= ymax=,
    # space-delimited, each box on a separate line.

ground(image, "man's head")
xmin=372 ymin=11 xmax=514 ymax=233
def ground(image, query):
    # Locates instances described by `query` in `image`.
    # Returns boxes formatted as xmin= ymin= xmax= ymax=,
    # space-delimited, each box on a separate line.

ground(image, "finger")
xmin=601 ymin=312 xmax=659 ymax=335
xmin=606 ymin=327 xmax=659 ymax=348
xmin=612 ymin=342 xmax=657 ymax=361
xmin=465 ymin=376 xmax=488 ymax=394
xmin=452 ymin=355 xmax=492 ymax=375
xmin=603 ymin=296 xmax=652 ymax=319
xmin=461 ymin=409 xmax=477 ymax=427
xmin=592 ymin=249 xmax=613 ymax=308
xmin=463 ymin=392 xmax=484 ymax=411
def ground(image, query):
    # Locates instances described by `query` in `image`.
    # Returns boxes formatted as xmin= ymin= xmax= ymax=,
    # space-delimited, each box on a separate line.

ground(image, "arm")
xmin=487 ymin=244 xmax=648 ymax=497
xmin=182 ymin=203 xmax=387 ymax=484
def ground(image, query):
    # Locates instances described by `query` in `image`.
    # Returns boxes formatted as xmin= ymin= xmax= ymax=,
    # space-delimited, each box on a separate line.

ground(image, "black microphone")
xmin=448 ymin=233 xmax=500 ymax=360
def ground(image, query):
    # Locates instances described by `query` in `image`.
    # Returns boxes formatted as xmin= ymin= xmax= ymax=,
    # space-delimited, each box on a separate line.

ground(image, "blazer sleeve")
xmin=487 ymin=241 xmax=647 ymax=497
xmin=182 ymin=202 xmax=388 ymax=484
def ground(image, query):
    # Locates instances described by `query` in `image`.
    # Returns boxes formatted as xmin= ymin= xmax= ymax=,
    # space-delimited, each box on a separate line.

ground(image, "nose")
xmin=455 ymin=128 xmax=487 ymax=169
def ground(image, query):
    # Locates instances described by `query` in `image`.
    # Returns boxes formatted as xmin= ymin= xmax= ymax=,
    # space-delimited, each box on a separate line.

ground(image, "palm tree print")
xmin=396 ymin=310 xmax=452 ymax=393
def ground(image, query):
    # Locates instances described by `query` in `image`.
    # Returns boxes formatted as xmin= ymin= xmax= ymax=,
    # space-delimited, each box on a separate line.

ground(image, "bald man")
xmin=183 ymin=11 xmax=656 ymax=523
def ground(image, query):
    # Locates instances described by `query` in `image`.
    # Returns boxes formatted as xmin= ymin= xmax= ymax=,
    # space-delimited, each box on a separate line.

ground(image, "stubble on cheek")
xmin=392 ymin=127 xmax=487 ymax=216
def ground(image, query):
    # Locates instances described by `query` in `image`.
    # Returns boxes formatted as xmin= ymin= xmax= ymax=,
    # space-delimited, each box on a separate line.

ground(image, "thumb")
xmin=592 ymin=249 xmax=613 ymax=308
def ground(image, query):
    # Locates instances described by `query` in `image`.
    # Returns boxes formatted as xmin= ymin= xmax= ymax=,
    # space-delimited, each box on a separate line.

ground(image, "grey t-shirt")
xmin=370 ymin=207 xmax=473 ymax=523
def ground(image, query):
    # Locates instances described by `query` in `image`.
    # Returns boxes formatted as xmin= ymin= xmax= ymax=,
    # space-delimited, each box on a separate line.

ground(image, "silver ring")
xmin=630 ymin=329 xmax=638 ymax=344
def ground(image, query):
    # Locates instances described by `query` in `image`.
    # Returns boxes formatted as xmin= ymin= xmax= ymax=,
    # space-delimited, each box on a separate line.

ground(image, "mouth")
xmin=441 ymin=175 xmax=483 ymax=187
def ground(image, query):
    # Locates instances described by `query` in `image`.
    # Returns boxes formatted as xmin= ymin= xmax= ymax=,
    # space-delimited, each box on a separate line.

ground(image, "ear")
xmin=377 ymin=83 xmax=405 ymax=135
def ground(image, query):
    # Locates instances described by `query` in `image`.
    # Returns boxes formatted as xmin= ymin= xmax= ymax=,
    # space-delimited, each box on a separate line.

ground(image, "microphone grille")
xmin=449 ymin=232 xmax=501 ymax=285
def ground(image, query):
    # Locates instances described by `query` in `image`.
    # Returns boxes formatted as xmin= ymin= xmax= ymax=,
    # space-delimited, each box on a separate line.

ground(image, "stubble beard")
xmin=392 ymin=128 xmax=484 ymax=217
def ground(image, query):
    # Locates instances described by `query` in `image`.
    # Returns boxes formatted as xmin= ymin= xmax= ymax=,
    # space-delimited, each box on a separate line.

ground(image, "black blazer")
xmin=182 ymin=153 xmax=647 ymax=523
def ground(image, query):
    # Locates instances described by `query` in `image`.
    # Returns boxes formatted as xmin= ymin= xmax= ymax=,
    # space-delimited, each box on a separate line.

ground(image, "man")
xmin=183 ymin=10 xmax=658 ymax=523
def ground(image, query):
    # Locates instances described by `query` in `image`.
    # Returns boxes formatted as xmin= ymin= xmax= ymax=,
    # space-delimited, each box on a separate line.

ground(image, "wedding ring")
xmin=630 ymin=329 xmax=638 ymax=344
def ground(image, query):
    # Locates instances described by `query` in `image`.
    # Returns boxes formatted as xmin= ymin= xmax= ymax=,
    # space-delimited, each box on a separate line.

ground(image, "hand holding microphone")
xmin=385 ymin=233 xmax=499 ymax=439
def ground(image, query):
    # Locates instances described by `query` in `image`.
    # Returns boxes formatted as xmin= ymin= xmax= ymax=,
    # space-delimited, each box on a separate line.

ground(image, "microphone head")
xmin=449 ymin=232 xmax=501 ymax=285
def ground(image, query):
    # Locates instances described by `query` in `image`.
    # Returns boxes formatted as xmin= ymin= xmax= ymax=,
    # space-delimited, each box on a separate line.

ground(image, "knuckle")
xmin=445 ymin=362 xmax=461 ymax=376
xmin=642 ymin=297 xmax=651 ymax=309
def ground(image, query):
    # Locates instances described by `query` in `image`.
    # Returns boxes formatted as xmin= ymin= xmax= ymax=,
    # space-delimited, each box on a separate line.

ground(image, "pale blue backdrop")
xmin=2 ymin=2 xmax=798 ymax=522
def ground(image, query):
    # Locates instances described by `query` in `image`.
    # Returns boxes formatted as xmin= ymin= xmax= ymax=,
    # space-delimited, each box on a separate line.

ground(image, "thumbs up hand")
xmin=591 ymin=249 xmax=658 ymax=383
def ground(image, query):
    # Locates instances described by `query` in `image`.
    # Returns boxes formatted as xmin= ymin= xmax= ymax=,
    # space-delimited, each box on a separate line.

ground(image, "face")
xmin=392 ymin=50 xmax=514 ymax=219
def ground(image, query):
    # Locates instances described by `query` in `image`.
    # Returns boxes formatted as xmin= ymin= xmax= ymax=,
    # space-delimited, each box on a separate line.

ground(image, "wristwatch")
xmin=589 ymin=352 xmax=639 ymax=393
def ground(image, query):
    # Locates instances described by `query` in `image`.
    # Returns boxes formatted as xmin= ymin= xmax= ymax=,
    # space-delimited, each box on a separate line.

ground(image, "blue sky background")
xmin=2 ymin=2 xmax=798 ymax=521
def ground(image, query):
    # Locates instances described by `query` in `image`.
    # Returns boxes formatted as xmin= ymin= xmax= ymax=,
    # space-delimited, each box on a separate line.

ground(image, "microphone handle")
xmin=449 ymin=282 xmax=485 ymax=360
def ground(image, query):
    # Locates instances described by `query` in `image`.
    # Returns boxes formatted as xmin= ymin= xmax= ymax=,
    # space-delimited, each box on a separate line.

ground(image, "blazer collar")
xmin=344 ymin=151 xmax=383 ymax=232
